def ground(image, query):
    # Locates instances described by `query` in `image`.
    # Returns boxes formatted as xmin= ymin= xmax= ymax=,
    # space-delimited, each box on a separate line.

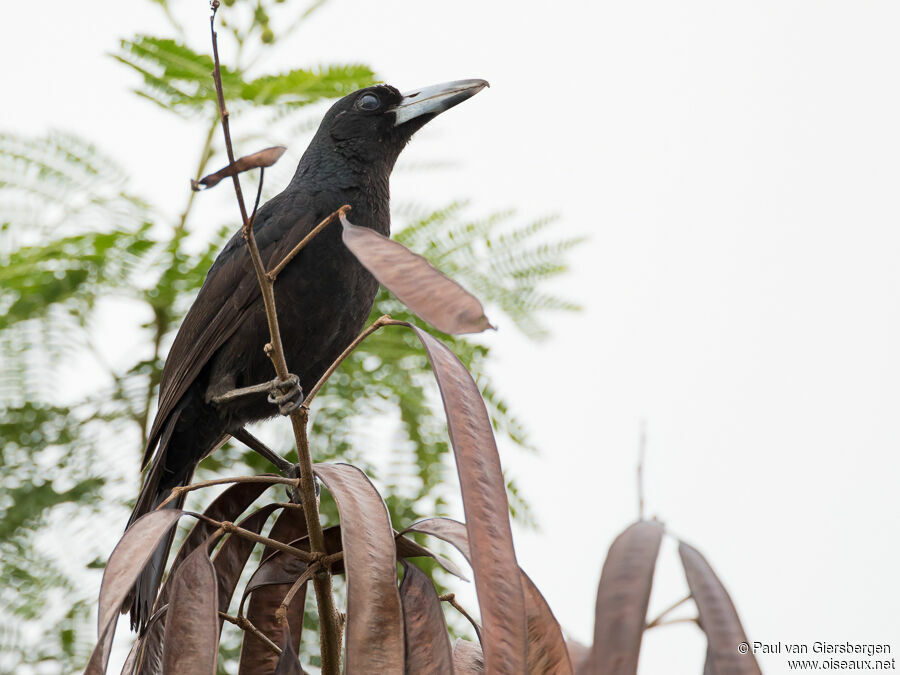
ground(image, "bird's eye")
xmin=356 ymin=93 xmax=381 ymax=111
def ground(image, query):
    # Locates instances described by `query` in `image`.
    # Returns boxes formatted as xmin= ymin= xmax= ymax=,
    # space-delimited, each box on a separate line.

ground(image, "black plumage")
xmin=124 ymin=79 xmax=487 ymax=631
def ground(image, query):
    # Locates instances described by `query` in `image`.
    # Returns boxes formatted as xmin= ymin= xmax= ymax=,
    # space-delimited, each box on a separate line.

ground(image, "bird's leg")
xmin=210 ymin=374 xmax=304 ymax=415
xmin=211 ymin=379 xmax=277 ymax=404
xmin=230 ymin=427 xmax=296 ymax=475
xmin=231 ymin=427 xmax=319 ymax=504
xmin=266 ymin=374 xmax=303 ymax=415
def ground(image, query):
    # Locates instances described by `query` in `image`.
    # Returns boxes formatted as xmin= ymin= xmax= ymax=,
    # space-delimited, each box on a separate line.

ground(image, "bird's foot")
xmin=284 ymin=464 xmax=320 ymax=505
xmin=267 ymin=374 xmax=303 ymax=415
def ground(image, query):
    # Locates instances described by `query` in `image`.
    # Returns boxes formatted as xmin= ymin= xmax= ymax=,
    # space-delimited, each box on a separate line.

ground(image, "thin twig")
xmin=208 ymin=7 xmax=342 ymax=672
xmin=177 ymin=119 xmax=219 ymax=235
xmin=645 ymin=616 xmax=699 ymax=631
xmin=439 ymin=593 xmax=483 ymax=644
xmin=184 ymin=511 xmax=318 ymax=562
xmin=209 ymin=8 xmax=249 ymax=227
xmin=289 ymin=408 xmax=343 ymax=669
xmin=250 ymin=167 xmax=265 ymax=226
xmin=637 ymin=419 xmax=647 ymax=520
xmin=302 ymin=315 xmax=398 ymax=406
xmin=235 ymin=550 xmax=342 ymax=626
xmin=323 ymin=551 xmax=343 ymax=567
xmin=645 ymin=594 xmax=691 ymax=628
xmin=157 ymin=475 xmax=299 ymax=509
xmin=217 ymin=520 xmax=318 ymax=563
xmin=220 ymin=611 xmax=283 ymax=656
xmin=275 ymin=560 xmax=322 ymax=626
xmin=266 ymin=204 xmax=351 ymax=281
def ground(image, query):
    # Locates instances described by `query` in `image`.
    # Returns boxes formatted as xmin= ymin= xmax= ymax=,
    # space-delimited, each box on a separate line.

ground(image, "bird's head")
xmin=319 ymin=79 xmax=489 ymax=169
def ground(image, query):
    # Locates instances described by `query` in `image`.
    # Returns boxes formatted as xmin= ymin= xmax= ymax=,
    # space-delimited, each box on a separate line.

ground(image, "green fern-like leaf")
xmin=114 ymin=37 xmax=376 ymax=115
xmin=241 ymin=64 xmax=377 ymax=106
xmin=0 ymin=226 xmax=154 ymax=330
xmin=394 ymin=204 xmax=583 ymax=339
xmin=0 ymin=132 xmax=147 ymax=248
xmin=113 ymin=36 xmax=245 ymax=114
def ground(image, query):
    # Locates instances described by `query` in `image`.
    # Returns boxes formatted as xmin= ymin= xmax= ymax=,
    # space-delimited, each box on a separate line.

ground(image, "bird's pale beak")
xmin=392 ymin=79 xmax=489 ymax=127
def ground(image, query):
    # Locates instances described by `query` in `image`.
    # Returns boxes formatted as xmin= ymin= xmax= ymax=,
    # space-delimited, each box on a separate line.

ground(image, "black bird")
xmin=124 ymin=79 xmax=488 ymax=632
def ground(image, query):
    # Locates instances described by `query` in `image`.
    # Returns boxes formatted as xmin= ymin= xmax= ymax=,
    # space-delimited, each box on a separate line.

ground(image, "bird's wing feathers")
xmin=143 ymin=192 xmax=324 ymax=468
xmin=143 ymin=254 xmax=258 ymax=467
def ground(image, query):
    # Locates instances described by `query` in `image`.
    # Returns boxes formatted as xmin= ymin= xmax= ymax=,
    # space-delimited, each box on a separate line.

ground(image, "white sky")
xmin=4 ymin=1 xmax=900 ymax=673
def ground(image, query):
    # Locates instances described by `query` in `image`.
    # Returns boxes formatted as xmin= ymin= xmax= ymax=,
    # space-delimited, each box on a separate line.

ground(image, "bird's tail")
xmin=121 ymin=423 xmax=196 ymax=634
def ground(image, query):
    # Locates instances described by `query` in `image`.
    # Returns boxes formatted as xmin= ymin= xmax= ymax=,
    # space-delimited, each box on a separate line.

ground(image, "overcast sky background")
xmin=4 ymin=1 xmax=900 ymax=672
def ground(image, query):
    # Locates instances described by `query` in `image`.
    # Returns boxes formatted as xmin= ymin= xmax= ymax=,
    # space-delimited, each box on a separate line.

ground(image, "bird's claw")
xmin=284 ymin=468 xmax=321 ymax=504
xmin=267 ymin=374 xmax=303 ymax=415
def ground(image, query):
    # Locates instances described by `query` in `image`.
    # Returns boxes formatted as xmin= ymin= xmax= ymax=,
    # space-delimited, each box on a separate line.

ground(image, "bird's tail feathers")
xmin=121 ymin=418 xmax=195 ymax=634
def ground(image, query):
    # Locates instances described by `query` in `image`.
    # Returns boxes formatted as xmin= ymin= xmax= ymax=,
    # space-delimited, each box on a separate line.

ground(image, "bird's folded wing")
xmin=142 ymin=237 xmax=264 ymax=468
xmin=143 ymin=196 xmax=322 ymax=468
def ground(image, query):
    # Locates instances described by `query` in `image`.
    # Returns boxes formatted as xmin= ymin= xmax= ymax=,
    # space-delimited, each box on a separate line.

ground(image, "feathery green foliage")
xmin=114 ymin=35 xmax=375 ymax=115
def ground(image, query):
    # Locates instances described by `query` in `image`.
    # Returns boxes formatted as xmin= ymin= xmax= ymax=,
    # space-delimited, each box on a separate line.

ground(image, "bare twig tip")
xmin=207 ymin=7 xmax=341 ymax=668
